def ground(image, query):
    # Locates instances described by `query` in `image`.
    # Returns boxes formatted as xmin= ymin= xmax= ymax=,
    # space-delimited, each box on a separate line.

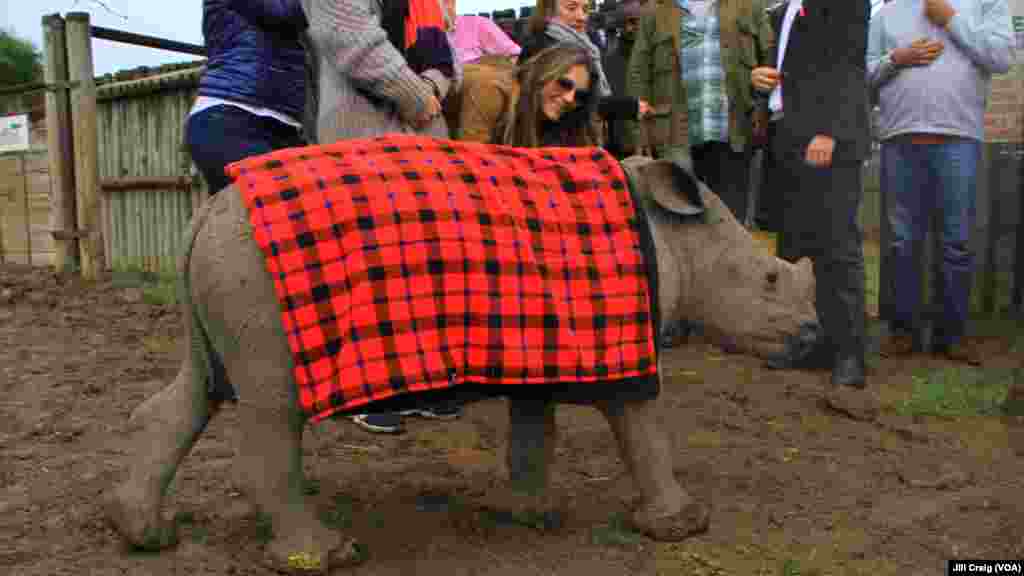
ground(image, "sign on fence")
xmin=0 ymin=114 xmax=30 ymax=154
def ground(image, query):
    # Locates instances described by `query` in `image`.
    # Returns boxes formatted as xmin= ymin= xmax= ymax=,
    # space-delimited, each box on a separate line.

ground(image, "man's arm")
xmin=866 ymin=9 xmax=903 ymax=90
xmin=481 ymin=18 xmax=522 ymax=58
xmin=944 ymin=0 xmax=1015 ymax=75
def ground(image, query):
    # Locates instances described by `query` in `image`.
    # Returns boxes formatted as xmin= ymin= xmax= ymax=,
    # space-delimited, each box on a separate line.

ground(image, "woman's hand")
xmin=751 ymin=67 xmax=781 ymax=93
xmin=804 ymin=134 xmax=835 ymax=168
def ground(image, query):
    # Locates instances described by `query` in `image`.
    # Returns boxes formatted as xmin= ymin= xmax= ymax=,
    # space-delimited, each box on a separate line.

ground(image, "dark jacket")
xmin=629 ymin=0 xmax=774 ymax=155
xmin=199 ymin=0 xmax=309 ymax=121
xmin=602 ymin=33 xmax=637 ymax=157
xmin=776 ymin=0 xmax=870 ymax=160
xmin=518 ymin=30 xmax=639 ymax=124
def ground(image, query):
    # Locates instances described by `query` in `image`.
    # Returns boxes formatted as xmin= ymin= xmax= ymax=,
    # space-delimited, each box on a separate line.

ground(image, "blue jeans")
xmin=185 ymin=104 xmax=305 ymax=193
xmin=881 ymin=136 xmax=980 ymax=347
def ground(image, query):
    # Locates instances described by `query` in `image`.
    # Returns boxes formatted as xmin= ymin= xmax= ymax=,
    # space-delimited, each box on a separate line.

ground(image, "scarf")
xmin=543 ymin=20 xmax=612 ymax=97
xmin=382 ymin=0 xmax=455 ymax=80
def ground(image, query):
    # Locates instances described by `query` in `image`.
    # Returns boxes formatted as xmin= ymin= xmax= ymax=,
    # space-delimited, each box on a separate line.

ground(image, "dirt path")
xmin=2 ymin=263 xmax=1022 ymax=576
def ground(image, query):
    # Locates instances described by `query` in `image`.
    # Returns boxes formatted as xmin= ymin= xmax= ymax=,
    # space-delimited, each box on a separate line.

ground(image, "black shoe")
xmin=765 ymin=342 xmax=833 ymax=371
xmin=831 ymin=354 xmax=866 ymax=389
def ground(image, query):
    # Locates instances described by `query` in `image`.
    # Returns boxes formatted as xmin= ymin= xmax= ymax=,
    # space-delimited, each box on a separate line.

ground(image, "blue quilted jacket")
xmin=198 ymin=0 xmax=308 ymax=121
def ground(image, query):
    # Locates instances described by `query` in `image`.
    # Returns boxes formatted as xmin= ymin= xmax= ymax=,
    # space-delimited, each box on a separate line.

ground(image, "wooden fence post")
xmin=66 ymin=12 xmax=104 ymax=280
xmin=42 ymin=14 xmax=78 ymax=272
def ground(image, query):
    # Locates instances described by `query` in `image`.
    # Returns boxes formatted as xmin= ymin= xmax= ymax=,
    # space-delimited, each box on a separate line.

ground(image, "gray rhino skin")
xmin=105 ymin=155 xmax=819 ymax=573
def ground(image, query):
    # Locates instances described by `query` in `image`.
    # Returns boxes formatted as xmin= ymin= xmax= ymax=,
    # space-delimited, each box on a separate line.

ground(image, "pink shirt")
xmin=448 ymin=15 xmax=522 ymax=64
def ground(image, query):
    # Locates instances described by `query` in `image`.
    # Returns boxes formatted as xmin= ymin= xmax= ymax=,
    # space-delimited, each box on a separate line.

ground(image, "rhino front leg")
xmin=105 ymin=350 xmax=215 ymax=550
xmin=596 ymin=398 xmax=710 ymax=541
xmin=506 ymin=398 xmax=557 ymax=494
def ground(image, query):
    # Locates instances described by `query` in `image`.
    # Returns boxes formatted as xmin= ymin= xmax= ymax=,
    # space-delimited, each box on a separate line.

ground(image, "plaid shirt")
xmin=676 ymin=0 xmax=730 ymax=146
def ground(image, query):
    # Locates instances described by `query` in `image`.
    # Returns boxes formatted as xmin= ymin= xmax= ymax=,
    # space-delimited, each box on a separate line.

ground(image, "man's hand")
xmin=751 ymin=108 xmax=769 ymax=148
xmin=805 ymin=134 xmax=835 ymax=168
xmin=925 ymin=0 xmax=957 ymax=28
xmin=892 ymin=37 xmax=944 ymax=67
xmin=751 ymin=66 xmax=781 ymax=93
xmin=638 ymin=99 xmax=652 ymax=120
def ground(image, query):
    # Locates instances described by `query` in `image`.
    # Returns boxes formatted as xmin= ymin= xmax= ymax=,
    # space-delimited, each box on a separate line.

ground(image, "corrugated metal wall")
xmin=97 ymin=72 xmax=205 ymax=274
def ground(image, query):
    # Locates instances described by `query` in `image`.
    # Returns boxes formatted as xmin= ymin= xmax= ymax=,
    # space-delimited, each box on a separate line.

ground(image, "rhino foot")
xmin=104 ymin=483 xmax=178 ymax=550
xmin=630 ymin=499 xmax=710 ymax=542
xmin=263 ymin=526 xmax=365 ymax=574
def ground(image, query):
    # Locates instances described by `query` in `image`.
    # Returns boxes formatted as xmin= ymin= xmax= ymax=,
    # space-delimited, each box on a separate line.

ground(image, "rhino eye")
xmin=766 ymin=271 xmax=779 ymax=284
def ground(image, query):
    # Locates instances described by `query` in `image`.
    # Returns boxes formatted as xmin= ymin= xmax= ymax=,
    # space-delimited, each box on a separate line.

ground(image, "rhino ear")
xmin=635 ymin=154 xmax=705 ymax=217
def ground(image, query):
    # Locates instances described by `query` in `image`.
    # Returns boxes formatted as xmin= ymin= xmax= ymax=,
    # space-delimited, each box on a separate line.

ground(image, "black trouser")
xmin=690 ymin=141 xmax=752 ymax=224
xmin=755 ymin=121 xmax=786 ymax=235
xmin=777 ymin=142 xmax=867 ymax=358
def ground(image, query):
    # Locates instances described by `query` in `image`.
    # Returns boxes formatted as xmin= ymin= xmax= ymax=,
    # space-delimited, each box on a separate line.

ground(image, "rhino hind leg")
xmin=596 ymin=399 xmax=710 ymax=541
xmin=104 ymin=341 xmax=216 ymax=550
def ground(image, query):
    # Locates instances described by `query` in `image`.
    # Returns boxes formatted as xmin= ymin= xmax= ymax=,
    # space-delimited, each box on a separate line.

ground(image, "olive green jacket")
xmin=628 ymin=0 xmax=775 ymax=154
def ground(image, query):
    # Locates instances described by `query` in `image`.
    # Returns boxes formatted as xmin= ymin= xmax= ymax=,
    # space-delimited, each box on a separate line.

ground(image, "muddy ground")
xmin=2 ymin=262 xmax=1023 ymax=576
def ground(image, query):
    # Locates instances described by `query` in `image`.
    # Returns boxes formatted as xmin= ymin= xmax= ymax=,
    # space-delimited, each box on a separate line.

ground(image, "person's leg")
xmin=883 ymin=140 xmax=929 ymax=348
xmin=774 ymin=136 xmax=806 ymax=264
xmin=712 ymin=143 xmax=751 ymax=225
xmin=804 ymin=149 xmax=867 ymax=387
xmin=184 ymin=106 xmax=285 ymax=194
xmin=933 ymin=138 xmax=981 ymax=363
xmin=755 ymin=121 xmax=783 ymax=233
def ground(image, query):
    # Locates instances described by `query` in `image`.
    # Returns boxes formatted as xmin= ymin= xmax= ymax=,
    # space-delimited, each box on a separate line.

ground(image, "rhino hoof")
xmin=265 ymin=535 xmax=365 ymax=574
xmin=103 ymin=486 xmax=178 ymax=550
xmin=631 ymin=500 xmax=710 ymax=542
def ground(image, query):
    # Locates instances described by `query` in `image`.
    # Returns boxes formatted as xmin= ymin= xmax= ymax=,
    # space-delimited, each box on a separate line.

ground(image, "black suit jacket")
xmin=776 ymin=0 xmax=871 ymax=161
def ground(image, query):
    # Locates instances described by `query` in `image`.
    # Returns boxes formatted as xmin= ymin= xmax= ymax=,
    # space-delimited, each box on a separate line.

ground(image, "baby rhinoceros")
xmin=105 ymin=136 xmax=818 ymax=573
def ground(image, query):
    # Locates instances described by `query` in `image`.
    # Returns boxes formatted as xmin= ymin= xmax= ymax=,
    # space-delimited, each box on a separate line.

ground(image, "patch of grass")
xmin=253 ymin=512 xmax=274 ymax=543
xmin=320 ymin=494 xmax=355 ymax=530
xmin=590 ymin=511 xmax=646 ymax=548
xmin=110 ymin=265 xmax=181 ymax=306
xmin=778 ymin=558 xmax=824 ymax=576
xmin=174 ymin=510 xmax=196 ymax=525
xmin=895 ymin=366 xmax=1014 ymax=418
xmin=303 ymin=478 xmax=321 ymax=495
xmin=141 ymin=280 xmax=179 ymax=306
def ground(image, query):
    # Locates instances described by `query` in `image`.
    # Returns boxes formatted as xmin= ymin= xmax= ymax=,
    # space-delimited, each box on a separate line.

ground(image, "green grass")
xmin=896 ymin=366 xmax=1015 ymax=418
xmin=320 ymin=494 xmax=356 ymax=530
xmin=109 ymin=265 xmax=181 ymax=306
xmin=589 ymin=511 xmax=646 ymax=548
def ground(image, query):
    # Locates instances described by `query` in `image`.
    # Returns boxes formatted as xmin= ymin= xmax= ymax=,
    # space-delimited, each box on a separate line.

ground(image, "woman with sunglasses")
xmin=516 ymin=0 xmax=652 ymax=149
xmin=457 ymin=43 xmax=601 ymax=147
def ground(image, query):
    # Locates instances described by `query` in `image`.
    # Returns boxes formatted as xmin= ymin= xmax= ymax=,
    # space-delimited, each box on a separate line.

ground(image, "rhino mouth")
xmin=768 ymin=321 xmax=822 ymax=365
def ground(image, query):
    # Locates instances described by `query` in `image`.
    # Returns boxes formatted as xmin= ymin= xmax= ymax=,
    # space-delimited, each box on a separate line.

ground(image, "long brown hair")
xmin=528 ymin=0 xmax=559 ymax=36
xmin=497 ymin=43 xmax=600 ymax=148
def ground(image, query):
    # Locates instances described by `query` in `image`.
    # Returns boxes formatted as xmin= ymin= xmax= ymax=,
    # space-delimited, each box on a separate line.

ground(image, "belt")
xmin=907 ymin=133 xmax=956 ymax=145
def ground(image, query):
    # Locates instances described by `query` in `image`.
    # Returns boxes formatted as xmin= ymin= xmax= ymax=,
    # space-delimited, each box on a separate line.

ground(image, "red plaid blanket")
xmin=226 ymin=135 xmax=657 ymax=422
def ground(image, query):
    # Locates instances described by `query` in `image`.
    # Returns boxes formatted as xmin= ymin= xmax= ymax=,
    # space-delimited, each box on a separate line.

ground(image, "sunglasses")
xmin=555 ymin=77 xmax=591 ymax=106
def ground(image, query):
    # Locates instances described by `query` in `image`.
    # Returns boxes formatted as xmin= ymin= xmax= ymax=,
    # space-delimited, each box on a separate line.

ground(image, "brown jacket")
xmin=447 ymin=62 xmax=519 ymax=144
xmin=628 ymin=0 xmax=775 ymax=154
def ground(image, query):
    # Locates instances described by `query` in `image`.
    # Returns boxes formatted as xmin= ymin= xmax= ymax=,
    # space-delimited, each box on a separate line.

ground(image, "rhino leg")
xmin=497 ymin=398 xmax=563 ymax=522
xmin=191 ymin=185 xmax=361 ymax=573
xmin=506 ymin=398 xmax=557 ymax=493
xmin=104 ymin=350 xmax=214 ymax=550
xmin=596 ymin=398 xmax=710 ymax=541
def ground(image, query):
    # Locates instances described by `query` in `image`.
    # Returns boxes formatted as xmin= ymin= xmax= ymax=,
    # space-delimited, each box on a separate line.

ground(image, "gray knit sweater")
xmin=302 ymin=0 xmax=455 ymax=143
